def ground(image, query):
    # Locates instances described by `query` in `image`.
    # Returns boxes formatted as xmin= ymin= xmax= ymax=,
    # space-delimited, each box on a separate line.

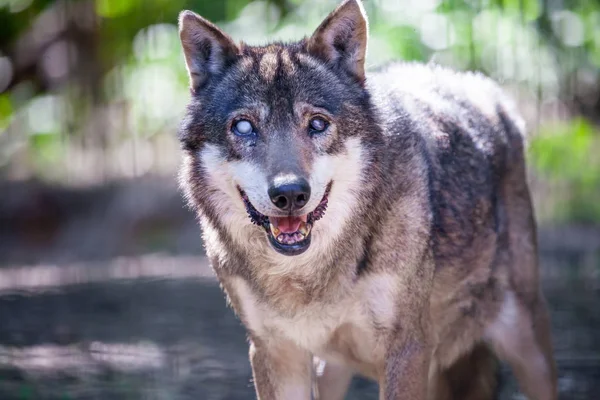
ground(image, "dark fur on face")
xmin=178 ymin=41 xmax=378 ymax=155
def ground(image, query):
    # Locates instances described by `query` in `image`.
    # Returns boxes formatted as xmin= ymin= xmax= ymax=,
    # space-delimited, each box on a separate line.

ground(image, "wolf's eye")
xmin=309 ymin=117 xmax=328 ymax=134
xmin=233 ymin=119 xmax=254 ymax=136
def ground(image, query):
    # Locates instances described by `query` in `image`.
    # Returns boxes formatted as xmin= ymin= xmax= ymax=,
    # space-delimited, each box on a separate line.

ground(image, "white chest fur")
xmin=230 ymin=273 xmax=398 ymax=368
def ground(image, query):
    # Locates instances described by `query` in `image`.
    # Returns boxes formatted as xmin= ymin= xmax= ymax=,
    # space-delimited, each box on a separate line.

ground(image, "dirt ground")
xmin=0 ymin=179 xmax=599 ymax=399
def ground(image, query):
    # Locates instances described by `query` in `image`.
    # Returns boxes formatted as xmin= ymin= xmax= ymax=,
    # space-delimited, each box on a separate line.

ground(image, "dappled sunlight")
xmin=0 ymin=341 xmax=165 ymax=373
xmin=0 ymin=255 xmax=213 ymax=295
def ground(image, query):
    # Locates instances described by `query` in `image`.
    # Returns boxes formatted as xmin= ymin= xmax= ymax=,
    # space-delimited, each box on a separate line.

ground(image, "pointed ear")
xmin=178 ymin=10 xmax=240 ymax=93
xmin=307 ymin=0 xmax=368 ymax=83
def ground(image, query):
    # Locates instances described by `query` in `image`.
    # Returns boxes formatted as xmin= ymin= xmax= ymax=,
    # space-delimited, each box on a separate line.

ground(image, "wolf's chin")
xmin=267 ymin=230 xmax=312 ymax=256
xmin=238 ymin=183 xmax=331 ymax=256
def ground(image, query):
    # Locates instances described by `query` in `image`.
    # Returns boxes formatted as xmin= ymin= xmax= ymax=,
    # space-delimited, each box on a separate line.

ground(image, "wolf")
xmin=176 ymin=0 xmax=557 ymax=399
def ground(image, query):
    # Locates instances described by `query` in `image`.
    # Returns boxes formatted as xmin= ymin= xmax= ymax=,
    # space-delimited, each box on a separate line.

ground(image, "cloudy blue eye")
xmin=233 ymin=119 xmax=254 ymax=136
xmin=309 ymin=117 xmax=328 ymax=134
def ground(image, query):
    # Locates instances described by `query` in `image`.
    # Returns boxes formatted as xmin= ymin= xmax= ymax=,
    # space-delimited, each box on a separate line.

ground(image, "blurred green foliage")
xmin=529 ymin=118 xmax=600 ymax=224
xmin=0 ymin=0 xmax=599 ymax=223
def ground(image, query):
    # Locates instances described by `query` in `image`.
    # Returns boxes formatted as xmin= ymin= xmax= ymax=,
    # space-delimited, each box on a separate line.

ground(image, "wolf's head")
xmin=178 ymin=0 xmax=382 ymax=259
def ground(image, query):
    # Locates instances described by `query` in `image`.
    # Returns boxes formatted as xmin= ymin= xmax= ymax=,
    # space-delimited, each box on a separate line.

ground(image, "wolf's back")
xmin=369 ymin=62 xmax=529 ymax=264
xmin=369 ymin=62 xmax=527 ymax=150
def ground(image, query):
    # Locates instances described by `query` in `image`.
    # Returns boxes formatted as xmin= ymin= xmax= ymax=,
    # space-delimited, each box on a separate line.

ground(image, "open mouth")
xmin=238 ymin=183 xmax=332 ymax=256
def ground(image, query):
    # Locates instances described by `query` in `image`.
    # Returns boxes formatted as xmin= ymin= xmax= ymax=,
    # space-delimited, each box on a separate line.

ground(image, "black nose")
xmin=268 ymin=176 xmax=311 ymax=211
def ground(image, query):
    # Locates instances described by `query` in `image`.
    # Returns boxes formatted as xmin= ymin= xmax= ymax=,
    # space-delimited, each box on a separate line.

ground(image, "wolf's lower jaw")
xmin=238 ymin=182 xmax=332 ymax=256
xmin=269 ymin=220 xmax=312 ymax=245
xmin=267 ymin=228 xmax=312 ymax=256
xmin=266 ymin=216 xmax=313 ymax=255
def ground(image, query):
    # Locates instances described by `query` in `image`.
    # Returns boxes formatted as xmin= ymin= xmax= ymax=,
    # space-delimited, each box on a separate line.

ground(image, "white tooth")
xmin=277 ymin=234 xmax=285 ymax=243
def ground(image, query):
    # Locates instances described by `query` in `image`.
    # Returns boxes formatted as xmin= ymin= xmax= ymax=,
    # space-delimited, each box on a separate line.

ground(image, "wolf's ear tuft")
xmin=178 ymin=10 xmax=240 ymax=93
xmin=307 ymin=0 xmax=368 ymax=84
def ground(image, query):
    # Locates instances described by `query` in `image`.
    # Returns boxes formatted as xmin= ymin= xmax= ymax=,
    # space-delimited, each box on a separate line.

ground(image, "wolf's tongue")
xmin=271 ymin=216 xmax=304 ymax=233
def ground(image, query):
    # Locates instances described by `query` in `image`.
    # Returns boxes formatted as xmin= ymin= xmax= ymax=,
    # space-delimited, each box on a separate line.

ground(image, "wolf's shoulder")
xmin=367 ymin=62 xmax=526 ymax=164
xmin=367 ymin=63 xmax=528 ymax=256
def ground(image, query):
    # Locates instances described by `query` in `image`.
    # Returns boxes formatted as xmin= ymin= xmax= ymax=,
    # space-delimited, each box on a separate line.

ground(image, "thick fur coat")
xmin=177 ymin=1 xmax=557 ymax=399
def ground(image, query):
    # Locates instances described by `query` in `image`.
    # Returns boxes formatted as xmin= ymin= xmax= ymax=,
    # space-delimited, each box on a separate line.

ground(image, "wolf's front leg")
xmin=380 ymin=335 xmax=431 ymax=400
xmin=249 ymin=337 xmax=313 ymax=400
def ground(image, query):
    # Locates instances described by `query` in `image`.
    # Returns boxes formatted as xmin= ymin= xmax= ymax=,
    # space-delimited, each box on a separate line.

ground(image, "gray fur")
xmin=177 ymin=1 xmax=557 ymax=399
